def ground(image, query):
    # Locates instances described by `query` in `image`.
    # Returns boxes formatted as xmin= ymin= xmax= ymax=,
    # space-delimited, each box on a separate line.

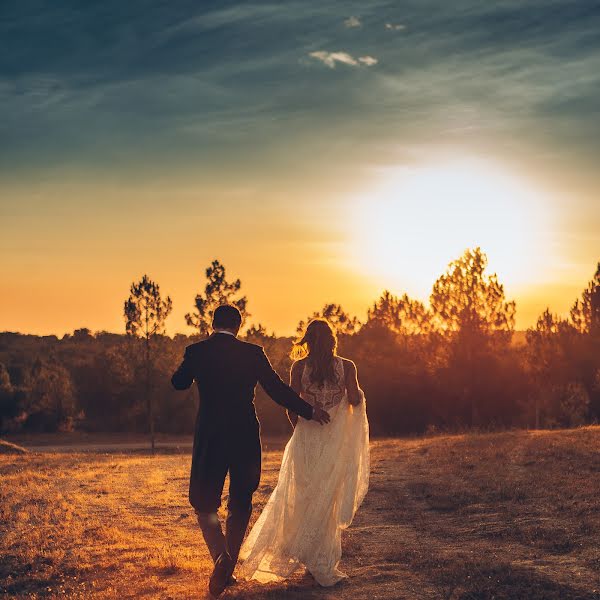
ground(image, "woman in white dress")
xmin=239 ymin=319 xmax=370 ymax=587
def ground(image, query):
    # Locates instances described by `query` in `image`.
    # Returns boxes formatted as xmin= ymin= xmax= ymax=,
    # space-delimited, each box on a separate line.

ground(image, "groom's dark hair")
xmin=213 ymin=304 xmax=242 ymax=330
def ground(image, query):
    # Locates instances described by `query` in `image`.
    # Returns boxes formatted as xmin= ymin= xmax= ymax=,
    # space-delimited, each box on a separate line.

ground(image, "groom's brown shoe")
xmin=209 ymin=551 xmax=233 ymax=597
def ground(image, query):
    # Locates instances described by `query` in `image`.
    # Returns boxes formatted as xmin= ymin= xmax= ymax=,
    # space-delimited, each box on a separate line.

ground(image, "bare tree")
xmin=185 ymin=260 xmax=249 ymax=337
xmin=124 ymin=275 xmax=172 ymax=451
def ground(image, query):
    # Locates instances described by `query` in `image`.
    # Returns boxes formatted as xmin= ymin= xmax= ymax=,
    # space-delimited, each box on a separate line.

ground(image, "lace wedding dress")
xmin=239 ymin=357 xmax=370 ymax=586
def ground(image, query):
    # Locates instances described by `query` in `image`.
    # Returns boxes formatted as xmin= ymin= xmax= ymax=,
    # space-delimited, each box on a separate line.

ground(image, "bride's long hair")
xmin=292 ymin=319 xmax=338 ymax=387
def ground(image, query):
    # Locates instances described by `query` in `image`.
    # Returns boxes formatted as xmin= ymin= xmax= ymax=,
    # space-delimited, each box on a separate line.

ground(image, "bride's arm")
xmin=343 ymin=359 xmax=363 ymax=406
xmin=287 ymin=361 xmax=303 ymax=427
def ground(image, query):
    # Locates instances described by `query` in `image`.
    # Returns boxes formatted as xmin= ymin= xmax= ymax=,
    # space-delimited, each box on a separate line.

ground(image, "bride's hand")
xmin=348 ymin=389 xmax=364 ymax=406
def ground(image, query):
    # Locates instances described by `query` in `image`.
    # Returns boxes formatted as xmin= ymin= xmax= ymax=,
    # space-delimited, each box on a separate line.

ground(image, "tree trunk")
xmin=145 ymin=336 xmax=154 ymax=453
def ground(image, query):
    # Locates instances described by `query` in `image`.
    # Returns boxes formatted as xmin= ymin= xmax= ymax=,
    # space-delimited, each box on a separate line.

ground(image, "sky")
xmin=1 ymin=0 xmax=599 ymax=336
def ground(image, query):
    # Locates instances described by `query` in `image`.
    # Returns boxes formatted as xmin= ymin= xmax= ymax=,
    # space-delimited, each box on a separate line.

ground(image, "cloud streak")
xmin=344 ymin=16 xmax=361 ymax=28
xmin=358 ymin=56 xmax=378 ymax=66
xmin=309 ymin=51 xmax=377 ymax=68
xmin=385 ymin=23 xmax=405 ymax=31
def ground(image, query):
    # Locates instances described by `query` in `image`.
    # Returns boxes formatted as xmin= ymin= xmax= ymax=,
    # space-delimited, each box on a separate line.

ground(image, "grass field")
xmin=1 ymin=428 xmax=600 ymax=599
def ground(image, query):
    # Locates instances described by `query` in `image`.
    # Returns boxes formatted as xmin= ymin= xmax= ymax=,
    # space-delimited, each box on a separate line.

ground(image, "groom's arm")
xmin=171 ymin=346 xmax=195 ymax=390
xmin=255 ymin=348 xmax=314 ymax=421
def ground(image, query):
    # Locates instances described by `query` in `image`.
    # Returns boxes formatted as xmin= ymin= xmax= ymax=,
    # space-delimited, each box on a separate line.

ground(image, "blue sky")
xmin=2 ymin=0 xmax=599 ymax=175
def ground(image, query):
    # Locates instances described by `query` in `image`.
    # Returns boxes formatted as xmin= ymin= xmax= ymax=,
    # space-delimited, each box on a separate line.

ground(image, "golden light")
xmin=346 ymin=158 xmax=555 ymax=298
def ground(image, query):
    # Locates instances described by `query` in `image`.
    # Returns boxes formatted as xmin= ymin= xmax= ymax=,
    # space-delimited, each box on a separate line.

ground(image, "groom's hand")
xmin=312 ymin=406 xmax=330 ymax=425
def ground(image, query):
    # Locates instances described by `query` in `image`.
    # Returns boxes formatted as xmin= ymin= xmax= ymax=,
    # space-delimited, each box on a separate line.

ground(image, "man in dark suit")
xmin=171 ymin=304 xmax=330 ymax=597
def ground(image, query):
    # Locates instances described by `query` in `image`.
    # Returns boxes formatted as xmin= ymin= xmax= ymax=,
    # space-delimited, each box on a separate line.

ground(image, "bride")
xmin=239 ymin=319 xmax=370 ymax=586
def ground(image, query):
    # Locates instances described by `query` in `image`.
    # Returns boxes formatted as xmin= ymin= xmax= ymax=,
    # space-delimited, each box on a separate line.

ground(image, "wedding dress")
xmin=239 ymin=356 xmax=370 ymax=586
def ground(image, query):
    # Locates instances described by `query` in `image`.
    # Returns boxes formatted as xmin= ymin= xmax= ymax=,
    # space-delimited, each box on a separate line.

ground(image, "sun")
xmin=346 ymin=158 xmax=552 ymax=298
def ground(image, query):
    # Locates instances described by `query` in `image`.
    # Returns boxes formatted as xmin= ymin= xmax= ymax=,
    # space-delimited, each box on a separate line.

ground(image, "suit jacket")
xmin=171 ymin=333 xmax=314 ymax=441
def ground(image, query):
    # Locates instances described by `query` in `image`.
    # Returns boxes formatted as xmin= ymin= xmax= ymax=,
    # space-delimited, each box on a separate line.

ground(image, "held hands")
xmin=312 ymin=405 xmax=331 ymax=425
xmin=348 ymin=390 xmax=365 ymax=407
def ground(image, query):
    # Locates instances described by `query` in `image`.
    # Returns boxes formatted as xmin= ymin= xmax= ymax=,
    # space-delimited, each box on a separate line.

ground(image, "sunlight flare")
xmin=347 ymin=159 xmax=555 ymax=297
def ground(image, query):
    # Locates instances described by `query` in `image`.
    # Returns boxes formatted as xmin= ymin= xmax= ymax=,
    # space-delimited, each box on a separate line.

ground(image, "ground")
xmin=1 ymin=428 xmax=600 ymax=599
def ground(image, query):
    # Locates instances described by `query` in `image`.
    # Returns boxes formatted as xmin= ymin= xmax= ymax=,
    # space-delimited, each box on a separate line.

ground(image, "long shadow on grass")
xmin=417 ymin=554 xmax=598 ymax=600
xmin=225 ymin=559 xmax=599 ymax=600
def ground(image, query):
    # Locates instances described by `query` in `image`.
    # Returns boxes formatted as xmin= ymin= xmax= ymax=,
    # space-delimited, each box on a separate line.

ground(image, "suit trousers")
xmin=189 ymin=424 xmax=262 ymax=514
xmin=191 ymin=424 xmax=261 ymax=564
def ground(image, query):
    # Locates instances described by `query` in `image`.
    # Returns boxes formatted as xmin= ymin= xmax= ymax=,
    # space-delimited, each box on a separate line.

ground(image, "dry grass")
xmin=1 ymin=428 xmax=600 ymax=599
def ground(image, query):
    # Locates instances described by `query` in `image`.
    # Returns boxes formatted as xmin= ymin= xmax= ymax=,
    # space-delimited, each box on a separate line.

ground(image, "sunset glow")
xmin=348 ymin=159 xmax=555 ymax=297
xmin=1 ymin=2 xmax=598 ymax=336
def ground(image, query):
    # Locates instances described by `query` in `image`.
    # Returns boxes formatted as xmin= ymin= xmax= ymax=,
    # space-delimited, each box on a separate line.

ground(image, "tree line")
xmin=1 ymin=249 xmax=598 ymax=438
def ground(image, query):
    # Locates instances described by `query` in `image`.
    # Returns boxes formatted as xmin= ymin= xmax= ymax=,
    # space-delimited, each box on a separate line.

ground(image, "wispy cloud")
xmin=309 ymin=51 xmax=377 ymax=68
xmin=344 ymin=16 xmax=361 ymax=28
xmin=1 ymin=0 xmax=598 ymax=179
xmin=358 ymin=56 xmax=378 ymax=66
xmin=385 ymin=23 xmax=406 ymax=31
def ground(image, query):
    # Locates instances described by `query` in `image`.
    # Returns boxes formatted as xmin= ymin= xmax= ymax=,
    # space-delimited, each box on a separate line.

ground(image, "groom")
xmin=171 ymin=304 xmax=330 ymax=597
